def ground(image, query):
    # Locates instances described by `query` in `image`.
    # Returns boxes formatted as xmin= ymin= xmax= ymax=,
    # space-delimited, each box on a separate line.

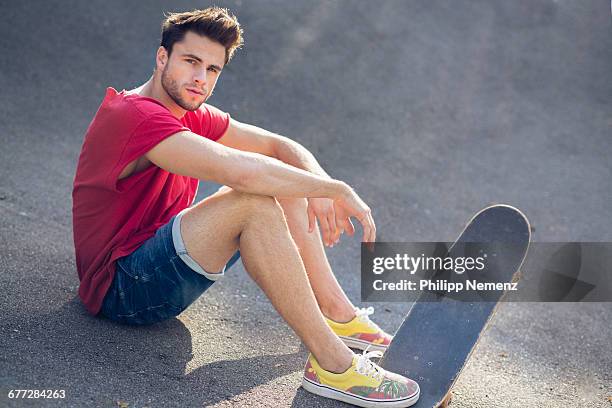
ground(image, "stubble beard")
xmin=160 ymin=65 xmax=206 ymax=112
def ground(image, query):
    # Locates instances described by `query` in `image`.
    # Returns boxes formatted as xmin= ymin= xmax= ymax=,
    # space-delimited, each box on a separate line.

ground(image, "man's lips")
xmin=186 ymin=87 xmax=204 ymax=96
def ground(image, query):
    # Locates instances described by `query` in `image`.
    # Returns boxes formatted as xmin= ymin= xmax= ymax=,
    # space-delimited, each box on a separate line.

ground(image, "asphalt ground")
xmin=1 ymin=1 xmax=611 ymax=407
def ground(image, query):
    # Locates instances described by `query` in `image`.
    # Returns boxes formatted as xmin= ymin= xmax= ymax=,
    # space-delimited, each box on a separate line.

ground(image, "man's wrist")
xmin=324 ymin=180 xmax=350 ymax=200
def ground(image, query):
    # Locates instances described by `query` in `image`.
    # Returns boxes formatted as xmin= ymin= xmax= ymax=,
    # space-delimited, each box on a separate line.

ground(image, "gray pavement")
xmin=1 ymin=1 xmax=611 ymax=407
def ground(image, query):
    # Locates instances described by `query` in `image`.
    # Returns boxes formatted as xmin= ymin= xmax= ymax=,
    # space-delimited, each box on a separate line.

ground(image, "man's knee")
xmin=219 ymin=188 xmax=302 ymax=216
xmin=236 ymin=191 xmax=285 ymax=219
xmin=278 ymin=197 xmax=308 ymax=216
xmin=187 ymin=188 xmax=281 ymax=225
xmin=278 ymin=197 xmax=307 ymax=208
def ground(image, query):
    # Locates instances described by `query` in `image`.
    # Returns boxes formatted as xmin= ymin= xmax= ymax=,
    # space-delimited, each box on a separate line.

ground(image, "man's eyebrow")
xmin=182 ymin=53 xmax=203 ymax=62
xmin=182 ymin=53 xmax=223 ymax=71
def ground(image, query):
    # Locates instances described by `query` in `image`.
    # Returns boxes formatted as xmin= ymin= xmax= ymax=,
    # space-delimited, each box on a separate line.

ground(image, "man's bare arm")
xmin=147 ymin=130 xmax=376 ymax=243
xmin=218 ymin=118 xmax=359 ymax=245
xmin=145 ymin=130 xmax=342 ymax=199
xmin=218 ymin=119 xmax=329 ymax=177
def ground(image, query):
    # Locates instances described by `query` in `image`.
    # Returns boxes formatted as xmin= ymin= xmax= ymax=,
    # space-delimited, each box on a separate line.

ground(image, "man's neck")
xmin=132 ymin=75 xmax=186 ymax=119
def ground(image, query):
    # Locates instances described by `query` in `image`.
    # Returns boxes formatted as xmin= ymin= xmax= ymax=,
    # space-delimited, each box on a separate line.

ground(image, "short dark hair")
xmin=161 ymin=7 xmax=243 ymax=64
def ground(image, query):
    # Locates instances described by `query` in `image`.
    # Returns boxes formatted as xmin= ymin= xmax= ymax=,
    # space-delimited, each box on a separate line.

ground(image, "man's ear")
xmin=156 ymin=46 xmax=168 ymax=70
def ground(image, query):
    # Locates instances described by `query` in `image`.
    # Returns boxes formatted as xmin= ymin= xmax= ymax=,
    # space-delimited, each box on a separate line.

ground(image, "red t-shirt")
xmin=72 ymin=87 xmax=230 ymax=315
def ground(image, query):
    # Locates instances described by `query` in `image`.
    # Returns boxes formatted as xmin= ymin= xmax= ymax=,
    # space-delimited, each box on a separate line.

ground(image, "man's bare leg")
xmin=179 ymin=188 xmax=353 ymax=373
xmin=278 ymin=198 xmax=357 ymax=323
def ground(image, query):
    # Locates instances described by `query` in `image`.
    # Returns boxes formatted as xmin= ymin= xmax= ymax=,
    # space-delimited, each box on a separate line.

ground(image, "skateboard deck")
xmin=379 ymin=204 xmax=531 ymax=408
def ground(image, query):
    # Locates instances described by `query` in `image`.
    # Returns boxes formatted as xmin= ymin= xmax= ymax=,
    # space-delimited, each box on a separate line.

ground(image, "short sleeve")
xmin=198 ymin=103 xmax=231 ymax=141
xmin=107 ymin=109 xmax=189 ymax=188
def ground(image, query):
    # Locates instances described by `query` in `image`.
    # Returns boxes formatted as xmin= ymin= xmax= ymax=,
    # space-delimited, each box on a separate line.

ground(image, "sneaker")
xmin=302 ymin=351 xmax=420 ymax=407
xmin=326 ymin=307 xmax=393 ymax=352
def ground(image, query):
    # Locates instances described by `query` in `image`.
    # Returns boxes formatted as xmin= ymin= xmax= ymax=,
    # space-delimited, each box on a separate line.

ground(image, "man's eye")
xmin=207 ymin=67 xmax=218 ymax=73
xmin=186 ymin=59 xmax=196 ymax=64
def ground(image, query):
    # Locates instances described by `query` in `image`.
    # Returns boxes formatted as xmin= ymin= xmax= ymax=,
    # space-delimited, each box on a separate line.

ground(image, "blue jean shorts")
xmin=100 ymin=209 xmax=240 ymax=325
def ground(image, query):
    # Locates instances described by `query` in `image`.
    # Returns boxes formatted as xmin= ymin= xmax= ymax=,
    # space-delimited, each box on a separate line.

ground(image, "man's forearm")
xmin=231 ymin=151 xmax=346 ymax=199
xmin=272 ymin=136 xmax=331 ymax=178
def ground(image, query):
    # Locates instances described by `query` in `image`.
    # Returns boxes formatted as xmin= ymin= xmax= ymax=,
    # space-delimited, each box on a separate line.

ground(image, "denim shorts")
xmin=100 ymin=209 xmax=240 ymax=325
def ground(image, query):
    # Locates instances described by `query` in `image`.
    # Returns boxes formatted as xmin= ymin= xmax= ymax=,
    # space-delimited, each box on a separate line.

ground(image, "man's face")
xmin=159 ymin=31 xmax=226 ymax=111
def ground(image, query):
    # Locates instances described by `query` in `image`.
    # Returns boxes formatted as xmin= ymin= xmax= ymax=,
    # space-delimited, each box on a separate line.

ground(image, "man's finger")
xmin=362 ymin=223 xmax=372 ymax=243
xmin=307 ymin=206 xmax=316 ymax=233
xmin=327 ymin=211 xmax=339 ymax=243
xmin=337 ymin=216 xmax=354 ymax=237
xmin=368 ymin=212 xmax=377 ymax=242
xmin=335 ymin=217 xmax=349 ymax=241
xmin=346 ymin=218 xmax=355 ymax=236
xmin=358 ymin=214 xmax=371 ymax=242
xmin=319 ymin=214 xmax=331 ymax=246
xmin=361 ymin=215 xmax=375 ymax=252
xmin=358 ymin=212 xmax=376 ymax=243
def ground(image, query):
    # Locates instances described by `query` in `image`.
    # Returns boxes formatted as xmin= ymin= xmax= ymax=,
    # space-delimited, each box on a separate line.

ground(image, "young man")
xmin=72 ymin=8 xmax=419 ymax=407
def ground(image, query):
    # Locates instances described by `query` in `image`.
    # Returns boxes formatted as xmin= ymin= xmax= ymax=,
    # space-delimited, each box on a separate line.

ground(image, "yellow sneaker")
xmin=326 ymin=307 xmax=393 ymax=352
xmin=302 ymin=351 xmax=420 ymax=407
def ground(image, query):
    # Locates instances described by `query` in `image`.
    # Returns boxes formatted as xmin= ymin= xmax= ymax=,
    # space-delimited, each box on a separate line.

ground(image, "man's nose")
xmin=193 ymin=69 xmax=207 ymax=85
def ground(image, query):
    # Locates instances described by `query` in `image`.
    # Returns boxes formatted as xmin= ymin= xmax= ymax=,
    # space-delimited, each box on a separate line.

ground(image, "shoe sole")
xmin=302 ymin=377 xmax=420 ymax=408
xmin=340 ymin=336 xmax=389 ymax=353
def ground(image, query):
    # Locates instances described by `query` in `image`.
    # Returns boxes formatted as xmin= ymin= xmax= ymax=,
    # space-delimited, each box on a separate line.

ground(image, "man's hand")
xmin=307 ymin=187 xmax=376 ymax=246
xmin=332 ymin=188 xmax=376 ymax=245
xmin=307 ymin=198 xmax=341 ymax=247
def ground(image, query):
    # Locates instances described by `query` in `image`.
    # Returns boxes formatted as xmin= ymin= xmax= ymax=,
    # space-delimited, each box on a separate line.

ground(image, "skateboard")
xmin=379 ymin=204 xmax=531 ymax=408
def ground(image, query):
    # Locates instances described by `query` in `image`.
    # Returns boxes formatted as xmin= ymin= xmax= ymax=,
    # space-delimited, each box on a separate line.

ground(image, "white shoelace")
xmin=355 ymin=306 xmax=375 ymax=321
xmin=355 ymin=307 xmax=383 ymax=330
xmin=355 ymin=349 xmax=385 ymax=382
